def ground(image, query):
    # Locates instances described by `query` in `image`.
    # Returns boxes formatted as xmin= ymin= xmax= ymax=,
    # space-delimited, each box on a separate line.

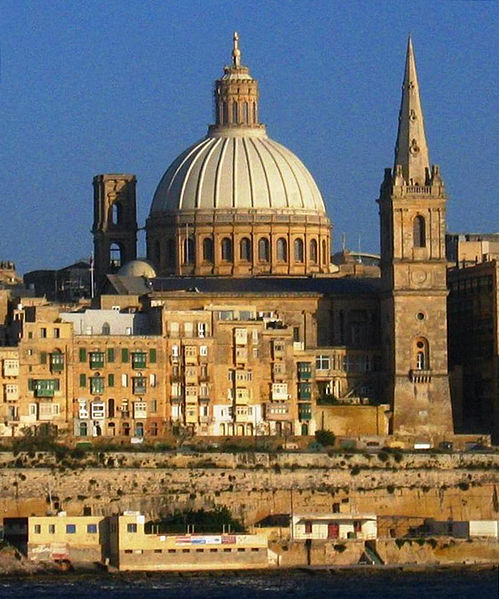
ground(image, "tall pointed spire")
xmin=394 ymin=36 xmax=430 ymax=186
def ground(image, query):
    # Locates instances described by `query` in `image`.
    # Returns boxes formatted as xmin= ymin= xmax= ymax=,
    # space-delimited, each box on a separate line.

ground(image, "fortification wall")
xmin=0 ymin=451 xmax=497 ymax=524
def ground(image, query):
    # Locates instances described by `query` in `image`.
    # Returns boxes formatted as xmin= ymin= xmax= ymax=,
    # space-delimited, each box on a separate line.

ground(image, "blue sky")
xmin=1 ymin=1 xmax=497 ymax=274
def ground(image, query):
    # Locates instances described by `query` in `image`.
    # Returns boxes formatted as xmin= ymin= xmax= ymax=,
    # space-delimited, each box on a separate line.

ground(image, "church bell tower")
xmin=378 ymin=38 xmax=453 ymax=440
xmin=92 ymin=174 xmax=138 ymax=288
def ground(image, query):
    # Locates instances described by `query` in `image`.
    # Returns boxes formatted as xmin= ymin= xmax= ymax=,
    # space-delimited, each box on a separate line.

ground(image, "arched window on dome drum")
xmin=321 ymin=240 xmax=327 ymax=265
xmin=221 ymin=237 xmax=233 ymax=262
xmin=277 ymin=238 xmax=287 ymax=262
xmin=413 ymin=215 xmax=426 ymax=248
xmin=166 ymin=239 xmax=175 ymax=267
xmin=109 ymin=243 xmax=122 ymax=269
xmin=294 ymin=238 xmax=304 ymax=263
xmin=203 ymin=237 xmax=214 ymax=263
xmin=240 ymin=237 xmax=251 ymax=261
xmin=232 ymin=102 xmax=238 ymax=124
xmin=253 ymin=102 xmax=257 ymax=123
xmin=310 ymin=239 xmax=318 ymax=263
xmin=184 ymin=237 xmax=195 ymax=265
xmin=242 ymin=102 xmax=249 ymax=124
xmin=258 ymin=238 xmax=269 ymax=262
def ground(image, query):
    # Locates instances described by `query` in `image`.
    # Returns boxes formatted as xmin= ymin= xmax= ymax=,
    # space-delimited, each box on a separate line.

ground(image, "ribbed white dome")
xmin=150 ymin=131 xmax=327 ymax=215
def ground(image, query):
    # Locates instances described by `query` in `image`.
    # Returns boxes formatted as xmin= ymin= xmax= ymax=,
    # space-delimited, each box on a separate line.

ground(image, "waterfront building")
xmin=3 ymin=35 xmax=492 ymax=444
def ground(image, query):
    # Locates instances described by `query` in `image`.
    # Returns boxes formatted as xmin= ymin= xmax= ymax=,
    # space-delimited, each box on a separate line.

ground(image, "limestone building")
xmin=1 ymin=35 xmax=468 ymax=445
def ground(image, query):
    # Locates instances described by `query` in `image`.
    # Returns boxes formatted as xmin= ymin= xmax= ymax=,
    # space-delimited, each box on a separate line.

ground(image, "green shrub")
xmin=315 ymin=430 xmax=336 ymax=447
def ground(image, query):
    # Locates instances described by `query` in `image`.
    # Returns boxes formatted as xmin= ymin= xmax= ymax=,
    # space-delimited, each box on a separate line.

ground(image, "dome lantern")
xmin=211 ymin=32 xmax=264 ymax=134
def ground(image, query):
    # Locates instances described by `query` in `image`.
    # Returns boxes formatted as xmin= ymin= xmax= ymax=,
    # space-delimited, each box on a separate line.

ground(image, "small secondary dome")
xmin=118 ymin=259 xmax=156 ymax=278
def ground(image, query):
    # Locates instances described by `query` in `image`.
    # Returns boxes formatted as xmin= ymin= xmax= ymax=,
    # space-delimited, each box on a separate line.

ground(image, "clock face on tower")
xmin=411 ymin=268 xmax=427 ymax=285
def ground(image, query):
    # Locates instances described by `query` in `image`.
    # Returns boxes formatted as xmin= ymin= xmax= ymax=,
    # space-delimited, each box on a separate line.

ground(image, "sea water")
xmin=0 ymin=568 xmax=497 ymax=599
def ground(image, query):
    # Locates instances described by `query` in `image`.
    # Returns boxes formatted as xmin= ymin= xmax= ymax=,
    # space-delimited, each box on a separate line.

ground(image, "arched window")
xmin=253 ymin=102 xmax=257 ymax=123
xmin=79 ymin=422 xmax=87 ymax=437
xmin=101 ymin=322 xmax=110 ymax=335
xmin=242 ymin=102 xmax=249 ymax=124
xmin=277 ymin=238 xmax=287 ymax=262
xmin=203 ymin=237 xmax=214 ymax=262
xmin=310 ymin=239 xmax=318 ymax=263
xmin=258 ymin=238 xmax=269 ymax=262
xmin=221 ymin=237 xmax=233 ymax=261
xmin=135 ymin=422 xmax=144 ymax=437
xmin=111 ymin=202 xmax=122 ymax=225
xmin=122 ymin=422 xmax=130 ymax=436
xmin=109 ymin=243 xmax=122 ymax=269
xmin=184 ymin=237 xmax=195 ymax=264
xmin=232 ymin=102 xmax=238 ymax=124
xmin=294 ymin=238 xmax=304 ymax=262
xmin=414 ymin=338 xmax=429 ymax=370
xmin=108 ymin=398 xmax=115 ymax=418
xmin=222 ymin=102 xmax=228 ymax=124
xmin=166 ymin=238 xmax=175 ymax=267
xmin=240 ymin=237 xmax=251 ymax=261
xmin=413 ymin=215 xmax=426 ymax=248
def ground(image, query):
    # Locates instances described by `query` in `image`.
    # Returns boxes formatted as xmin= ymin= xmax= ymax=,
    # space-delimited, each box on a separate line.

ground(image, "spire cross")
xmin=232 ymin=31 xmax=241 ymax=67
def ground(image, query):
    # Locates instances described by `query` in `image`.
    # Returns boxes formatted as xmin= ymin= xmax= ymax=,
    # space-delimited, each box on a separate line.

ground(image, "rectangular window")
xmin=121 ymin=373 xmax=128 ymax=388
xmin=132 ymin=352 xmax=147 ymax=369
xmin=40 ymin=328 xmax=47 ymax=338
xmin=121 ymin=348 xmax=129 ymax=363
xmin=66 ymin=524 xmax=76 ymax=534
xmin=79 ymin=373 xmax=87 ymax=387
xmin=150 ymin=399 xmax=157 ymax=413
xmin=132 ymin=377 xmax=147 ymax=395
xmin=90 ymin=376 xmax=104 ymax=395
xmin=53 ymin=327 xmax=60 ymax=339
xmin=127 ymin=523 xmax=137 ymax=533
xmin=79 ymin=348 xmax=87 ymax=362
xmin=89 ymin=351 xmax=105 ymax=369
xmin=107 ymin=348 xmax=115 ymax=362
xmin=50 ymin=352 xmax=64 ymax=372
xmin=108 ymin=374 xmax=115 ymax=387
xmin=48 ymin=524 xmax=55 ymax=534
xmin=149 ymin=374 xmax=156 ymax=387
xmin=171 ymin=345 xmax=179 ymax=358
xmin=34 ymin=524 xmax=41 ymax=534
xmin=149 ymin=349 xmax=157 ymax=363
xmin=40 ymin=351 xmax=47 ymax=364
xmin=315 ymin=355 xmax=330 ymax=370
xmin=87 ymin=524 xmax=97 ymax=534
xmin=34 ymin=379 xmax=59 ymax=397
xmin=304 ymin=521 xmax=312 ymax=534
xmin=200 ymin=345 xmax=208 ymax=357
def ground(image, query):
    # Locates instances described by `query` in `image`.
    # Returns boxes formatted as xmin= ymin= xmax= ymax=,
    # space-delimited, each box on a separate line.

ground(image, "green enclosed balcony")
xmin=297 ymin=362 xmax=312 ymax=380
xmin=298 ymin=382 xmax=311 ymax=399
xmin=298 ymin=402 xmax=312 ymax=421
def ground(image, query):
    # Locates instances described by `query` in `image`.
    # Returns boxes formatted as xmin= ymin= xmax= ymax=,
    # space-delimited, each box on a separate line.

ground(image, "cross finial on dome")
xmin=232 ymin=31 xmax=241 ymax=67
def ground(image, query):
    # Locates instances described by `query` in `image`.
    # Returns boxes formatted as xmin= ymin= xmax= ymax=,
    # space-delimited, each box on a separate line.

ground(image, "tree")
xmin=315 ymin=429 xmax=336 ymax=447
